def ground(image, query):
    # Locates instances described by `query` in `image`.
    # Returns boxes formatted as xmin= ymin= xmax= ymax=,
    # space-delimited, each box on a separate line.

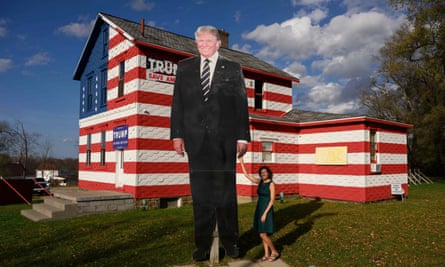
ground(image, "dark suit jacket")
xmin=170 ymin=55 xmax=250 ymax=157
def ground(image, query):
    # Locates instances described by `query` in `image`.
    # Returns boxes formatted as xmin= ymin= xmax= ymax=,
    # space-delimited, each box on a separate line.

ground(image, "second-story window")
xmin=102 ymin=28 xmax=108 ymax=57
xmin=100 ymin=69 xmax=107 ymax=106
xmin=254 ymin=80 xmax=264 ymax=110
xmin=87 ymin=77 xmax=93 ymax=111
xmin=118 ymin=61 xmax=125 ymax=97
xmin=370 ymin=130 xmax=378 ymax=163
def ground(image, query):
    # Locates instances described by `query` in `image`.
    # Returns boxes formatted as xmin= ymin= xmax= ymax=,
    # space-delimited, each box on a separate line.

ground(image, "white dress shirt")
xmin=201 ymin=52 xmax=219 ymax=87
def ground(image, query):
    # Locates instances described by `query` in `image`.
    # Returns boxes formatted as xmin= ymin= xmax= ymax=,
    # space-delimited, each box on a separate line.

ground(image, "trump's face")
xmin=196 ymin=32 xmax=221 ymax=58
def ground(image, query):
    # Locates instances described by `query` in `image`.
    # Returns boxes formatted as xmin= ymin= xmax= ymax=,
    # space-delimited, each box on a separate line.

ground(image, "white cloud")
xmin=231 ymin=43 xmax=252 ymax=54
xmin=285 ymin=61 xmax=306 ymax=78
xmin=130 ymin=0 xmax=155 ymax=11
xmin=325 ymin=100 xmax=358 ymax=114
xmin=241 ymin=3 xmax=406 ymax=114
xmin=25 ymin=52 xmax=50 ymax=66
xmin=243 ymin=16 xmax=321 ymax=61
xmin=318 ymin=12 xmax=398 ymax=57
xmin=56 ymin=19 xmax=95 ymax=38
xmin=342 ymin=0 xmax=389 ymax=15
xmin=295 ymin=8 xmax=328 ymax=24
xmin=0 ymin=58 xmax=13 ymax=72
xmin=291 ymin=0 xmax=329 ymax=6
xmin=308 ymin=82 xmax=343 ymax=104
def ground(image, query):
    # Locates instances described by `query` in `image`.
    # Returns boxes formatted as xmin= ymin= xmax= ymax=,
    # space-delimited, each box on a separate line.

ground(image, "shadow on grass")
xmin=239 ymin=198 xmax=337 ymax=258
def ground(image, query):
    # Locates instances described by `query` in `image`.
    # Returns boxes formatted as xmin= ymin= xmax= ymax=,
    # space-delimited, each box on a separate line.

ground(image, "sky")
xmin=0 ymin=0 xmax=406 ymax=159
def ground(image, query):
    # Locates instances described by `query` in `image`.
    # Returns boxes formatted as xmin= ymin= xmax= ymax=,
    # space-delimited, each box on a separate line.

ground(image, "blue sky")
xmin=0 ymin=0 xmax=406 ymax=158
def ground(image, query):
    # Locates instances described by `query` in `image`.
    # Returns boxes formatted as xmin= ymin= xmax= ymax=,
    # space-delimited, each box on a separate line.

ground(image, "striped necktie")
xmin=201 ymin=59 xmax=210 ymax=102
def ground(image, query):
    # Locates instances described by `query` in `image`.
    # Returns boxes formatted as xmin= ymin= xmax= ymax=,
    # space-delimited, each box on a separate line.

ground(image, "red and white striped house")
xmin=73 ymin=13 xmax=412 ymax=204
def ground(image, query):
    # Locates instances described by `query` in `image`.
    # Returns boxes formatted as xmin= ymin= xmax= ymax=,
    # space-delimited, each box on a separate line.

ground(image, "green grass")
xmin=1 ymin=182 xmax=445 ymax=266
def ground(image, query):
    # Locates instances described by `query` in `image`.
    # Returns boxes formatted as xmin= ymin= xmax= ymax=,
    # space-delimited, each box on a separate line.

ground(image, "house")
xmin=73 ymin=12 xmax=411 ymax=204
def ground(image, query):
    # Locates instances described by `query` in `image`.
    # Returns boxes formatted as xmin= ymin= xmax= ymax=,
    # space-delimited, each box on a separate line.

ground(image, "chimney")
xmin=140 ymin=18 xmax=145 ymax=36
xmin=218 ymin=29 xmax=229 ymax=48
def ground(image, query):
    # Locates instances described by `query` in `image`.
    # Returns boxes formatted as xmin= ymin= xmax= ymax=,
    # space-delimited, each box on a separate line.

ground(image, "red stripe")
xmin=297 ymin=163 xmax=407 ymax=175
xmin=109 ymin=33 xmax=126 ymax=51
xmin=236 ymin=162 xmax=406 ymax=175
xmin=249 ymin=109 xmax=286 ymax=117
xmin=79 ymin=180 xmax=192 ymax=199
xmin=128 ymin=184 xmax=191 ymax=198
xmin=79 ymin=114 xmax=170 ymax=135
xmin=107 ymin=90 xmax=173 ymax=110
xmin=378 ymin=143 xmax=408 ymax=153
xmin=107 ymin=46 xmax=142 ymax=68
xmin=298 ymin=183 xmax=408 ymax=202
xmin=265 ymin=91 xmax=292 ymax=103
xmin=248 ymin=141 xmax=406 ymax=154
xmin=138 ymin=91 xmax=172 ymax=106
xmin=237 ymin=183 xmax=298 ymax=197
xmin=246 ymin=88 xmax=292 ymax=105
xmin=124 ymin=162 xmax=189 ymax=173
xmin=79 ymin=162 xmax=115 ymax=171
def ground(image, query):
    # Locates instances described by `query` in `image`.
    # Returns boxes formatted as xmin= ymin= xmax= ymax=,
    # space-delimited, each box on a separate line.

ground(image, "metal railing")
xmin=0 ymin=176 xmax=31 ymax=205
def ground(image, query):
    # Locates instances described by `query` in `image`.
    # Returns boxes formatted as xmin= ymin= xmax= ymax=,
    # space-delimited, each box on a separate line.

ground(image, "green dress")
xmin=253 ymin=181 xmax=274 ymax=234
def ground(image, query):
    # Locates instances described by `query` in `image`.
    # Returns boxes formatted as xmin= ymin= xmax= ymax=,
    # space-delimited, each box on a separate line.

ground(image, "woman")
xmin=239 ymin=156 xmax=280 ymax=262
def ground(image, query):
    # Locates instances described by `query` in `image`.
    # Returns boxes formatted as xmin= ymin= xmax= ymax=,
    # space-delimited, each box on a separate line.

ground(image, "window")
xmin=262 ymin=141 xmax=273 ymax=162
xmin=254 ymin=80 xmax=264 ymax=110
xmin=102 ymin=28 xmax=108 ymax=57
xmin=100 ymin=131 xmax=106 ymax=166
xmin=87 ymin=77 xmax=93 ymax=111
xmin=86 ymin=134 xmax=92 ymax=166
xmin=370 ymin=130 xmax=377 ymax=163
xmin=100 ymin=69 xmax=107 ymax=106
xmin=118 ymin=61 xmax=125 ymax=97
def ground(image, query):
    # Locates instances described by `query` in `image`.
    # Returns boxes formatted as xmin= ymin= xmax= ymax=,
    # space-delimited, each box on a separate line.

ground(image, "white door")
xmin=115 ymin=149 xmax=125 ymax=188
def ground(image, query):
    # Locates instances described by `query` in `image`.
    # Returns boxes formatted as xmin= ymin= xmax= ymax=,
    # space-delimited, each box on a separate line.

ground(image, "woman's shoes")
xmin=268 ymin=253 xmax=280 ymax=262
xmin=260 ymin=256 xmax=269 ymax=261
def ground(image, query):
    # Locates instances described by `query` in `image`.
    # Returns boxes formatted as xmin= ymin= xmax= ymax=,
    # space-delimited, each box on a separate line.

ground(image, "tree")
xmin=0 ymin=120 xmax=14 ymax=153
xmin=5 ymin=121 xmax=40 ymax=177
xmin=39 ymin=136 xmax=54 ymax=166
xmin=361 ymin=0 xmax=445 ymax=175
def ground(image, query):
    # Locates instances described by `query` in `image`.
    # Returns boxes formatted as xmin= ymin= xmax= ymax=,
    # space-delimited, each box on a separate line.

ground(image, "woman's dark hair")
xmin=258 ymin=166 xmax=273 ymax=180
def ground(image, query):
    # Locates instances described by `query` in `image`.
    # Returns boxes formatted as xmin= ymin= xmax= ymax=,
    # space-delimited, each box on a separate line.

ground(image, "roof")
xmin=74 ymin=12 xmax=299 ymax=82
xmin=250 ymin=109 xmax=413 ymax=129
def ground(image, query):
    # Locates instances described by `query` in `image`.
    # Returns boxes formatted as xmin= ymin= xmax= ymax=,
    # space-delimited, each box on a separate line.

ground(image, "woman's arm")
xmin=238 ymin=157 xmax=260 ymax=184
xmin=261 ymin=182 xmax=276 ymax=222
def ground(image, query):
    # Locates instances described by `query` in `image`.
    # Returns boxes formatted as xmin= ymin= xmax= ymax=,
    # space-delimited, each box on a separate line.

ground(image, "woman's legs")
xmin=259 ymin=233 xmax=279 ymax=258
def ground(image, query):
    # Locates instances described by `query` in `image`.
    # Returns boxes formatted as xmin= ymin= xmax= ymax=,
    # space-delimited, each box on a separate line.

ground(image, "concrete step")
xmin=44 ymin=197 xmax=74 ymax=209
xmin=33 ymin=203 xmax=63 ymax=218
xmin=21 ymin=189 xmax=135 ymax=222
xmin=44 ymin=197 xmax=78 ymax=217
xmin=33 ymin=201 xmax=77 ymax=220
xmin=20 ymin=209 xmax=51 ymax=222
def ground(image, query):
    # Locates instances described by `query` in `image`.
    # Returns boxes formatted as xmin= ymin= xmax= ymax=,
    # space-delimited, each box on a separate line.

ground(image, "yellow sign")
xmin=315 ymin=146 xmax=348 ymax=165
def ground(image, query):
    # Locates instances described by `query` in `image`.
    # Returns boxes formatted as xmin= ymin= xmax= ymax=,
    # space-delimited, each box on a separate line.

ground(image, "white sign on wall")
xmin=146 ymin=57 xmax=177 ymax=84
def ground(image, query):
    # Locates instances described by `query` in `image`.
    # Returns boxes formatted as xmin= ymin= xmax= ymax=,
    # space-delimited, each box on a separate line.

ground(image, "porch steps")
xmin=21 ymin=189 xmax=134 ymax=222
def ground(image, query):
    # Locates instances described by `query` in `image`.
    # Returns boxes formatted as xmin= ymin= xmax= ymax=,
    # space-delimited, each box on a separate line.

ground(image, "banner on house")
xmin=113 ymin=125 xmax=129 ymax=149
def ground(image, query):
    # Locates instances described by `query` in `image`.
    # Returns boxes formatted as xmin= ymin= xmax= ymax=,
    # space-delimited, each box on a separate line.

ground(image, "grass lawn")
xmin=1 ymin=181 xmax=444 ymax=266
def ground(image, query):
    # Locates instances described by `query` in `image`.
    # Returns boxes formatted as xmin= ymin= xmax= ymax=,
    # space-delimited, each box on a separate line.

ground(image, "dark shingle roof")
xmin=99 ymin=12 xmax=298 ymax=82
xmin=282 ymin=109 xmax=358 ymax=122
xmin=250 ymin=109 xmax=362 ymax=124
xmin=250 ymin=109 xmax=412 ymax=129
